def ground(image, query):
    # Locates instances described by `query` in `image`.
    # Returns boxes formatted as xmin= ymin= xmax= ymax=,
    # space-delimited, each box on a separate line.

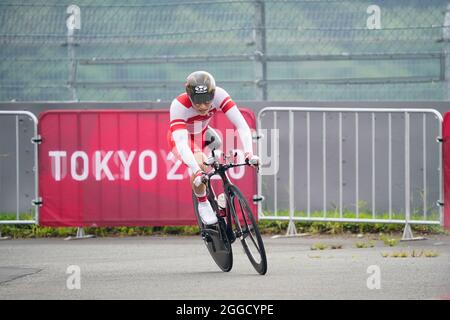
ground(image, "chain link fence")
xmin=1 ymin=0 xmax=449 ymax=102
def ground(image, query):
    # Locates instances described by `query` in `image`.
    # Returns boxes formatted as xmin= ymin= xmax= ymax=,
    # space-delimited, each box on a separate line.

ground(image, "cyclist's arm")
xmin=170 ymin=99 xmax=202 ymax=174
xmin=172 ymin=129 xmax=202 ymax=174
xmin=224 ymin=105 xmax=253 ymax=155
xmin=215 ymin=87 xmax=253 ymax=155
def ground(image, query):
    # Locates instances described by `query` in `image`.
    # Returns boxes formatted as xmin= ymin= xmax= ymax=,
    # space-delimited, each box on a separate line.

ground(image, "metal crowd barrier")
xmin=0 ymin=111 xmax=40 ymax=230
xmin=257 ymin=107 xmax=443 ymax=239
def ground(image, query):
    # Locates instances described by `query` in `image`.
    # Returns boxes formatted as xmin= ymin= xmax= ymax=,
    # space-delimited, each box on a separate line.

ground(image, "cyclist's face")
xmin=192 ymin=101 xmax=213 ymax=115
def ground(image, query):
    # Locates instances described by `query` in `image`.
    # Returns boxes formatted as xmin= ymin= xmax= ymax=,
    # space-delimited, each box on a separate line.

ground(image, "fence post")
xmin=66 ymin=5 xmax=80 ymax=101
xmin=286 ymin=110 xmax=297 ymax=236
xmin=442 ymin=4 xmax=450 ymax=99
xmin=442 ymin=112 xmax=450 ymax=229
xmin=444 ymin=50 xmax=448 ymax=100
xmin=254 ymin=0 xmax=267 ymax=101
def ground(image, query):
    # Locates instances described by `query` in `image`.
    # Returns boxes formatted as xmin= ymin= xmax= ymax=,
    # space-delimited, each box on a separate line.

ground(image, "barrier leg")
xmin=271 ymin=219 xmax=310 ymax=239
xmin=0 ymin=230 xmax=11 ymax=240
xmin=64 ymin=227 xmax=95 ymax=241
xmin=401 ymin=223 xmax=426 ymax=241
xmin=286 ymin=220 xmax=298 ymax=236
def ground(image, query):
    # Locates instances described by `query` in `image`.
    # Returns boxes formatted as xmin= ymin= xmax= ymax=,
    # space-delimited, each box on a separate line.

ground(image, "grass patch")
xmin=355 ymin=240 xmax=375 ymax=248
xmin=381 ymin=250 xmax=440 ymax=258
xmin=0 ymin=210 xmax=445 ymax=238
xmin=260 ymin=210 xmax=443 ymax=235
xmin=311 ymin=243 xmax=328 ymax=251
xmin=0 ymin=219 xmax=201 ymax=239
xmin=411 ymin=250 xmax=423 ymax=258
xmin=424 ymin=250 xmax=439 ymax=258
xmin=262 ymin=208 xmax=441 ymax=223
xmin=380 ymin=234 xmax=400 ymax=247
xmin=391 ymin=251 xmax=409 ymax=258
xmin=311 ymin=243 xmax=343 ymax=250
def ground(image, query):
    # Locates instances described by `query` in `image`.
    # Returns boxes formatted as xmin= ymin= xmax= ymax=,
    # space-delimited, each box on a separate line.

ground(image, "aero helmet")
xmin=185 ymin=71 xmax=216 ymax=104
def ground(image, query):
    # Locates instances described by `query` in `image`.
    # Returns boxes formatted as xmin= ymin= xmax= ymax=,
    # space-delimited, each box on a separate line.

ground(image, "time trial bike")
xmin=192 ymin=149 xmax=267 ymax=275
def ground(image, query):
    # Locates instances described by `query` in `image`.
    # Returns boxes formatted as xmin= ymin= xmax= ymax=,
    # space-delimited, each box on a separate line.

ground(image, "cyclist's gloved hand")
xmin=193 ymin=170 xmax=208 ymax=187
xmin=245 ymin=152 xmax=260 ymax=167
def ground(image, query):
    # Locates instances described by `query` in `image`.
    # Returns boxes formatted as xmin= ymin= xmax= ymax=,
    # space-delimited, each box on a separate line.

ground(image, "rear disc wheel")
xmin=192 ymin=192 xmax=233 ymax=272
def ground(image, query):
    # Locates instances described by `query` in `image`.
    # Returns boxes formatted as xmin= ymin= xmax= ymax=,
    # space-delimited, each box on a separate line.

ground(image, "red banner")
xmin=443 ymin=112 xmax=450 ymax=230
xmin=38 ymin=109 xmax=257 ymax=227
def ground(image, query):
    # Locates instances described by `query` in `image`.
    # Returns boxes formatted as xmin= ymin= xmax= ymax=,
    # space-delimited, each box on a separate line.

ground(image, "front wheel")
xmin=227 ymin=185 xmax=267 ymax=275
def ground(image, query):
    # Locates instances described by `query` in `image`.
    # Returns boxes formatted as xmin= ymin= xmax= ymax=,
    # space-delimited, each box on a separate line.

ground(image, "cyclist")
xmin=168 ymin=71 xmax=259 ymax=225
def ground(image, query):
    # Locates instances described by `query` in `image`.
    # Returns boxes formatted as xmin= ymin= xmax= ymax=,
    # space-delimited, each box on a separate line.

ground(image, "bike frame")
xmin=203 ymin=159 xmax=250 ymax=241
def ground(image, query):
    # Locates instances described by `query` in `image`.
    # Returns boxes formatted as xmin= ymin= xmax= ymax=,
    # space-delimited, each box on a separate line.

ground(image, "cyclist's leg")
xmin=188 ymin=129 xmax=208 ymax=196
xmin=167 ymin=128 xmax=207 ymax=182
xmin=168 ymin=128 xmax=211 ymax=207
xmin=191 ymin=127 xmax=221 ymax=196
xmin=190 ymin=150 xmax=208 ymax=195
xmin=189 ymin=132 xmax=218 ymax=224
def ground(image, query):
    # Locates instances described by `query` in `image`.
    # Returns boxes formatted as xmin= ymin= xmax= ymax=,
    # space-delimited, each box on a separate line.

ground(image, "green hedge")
xmin=0 ymin=213 xmax=444 ymax=238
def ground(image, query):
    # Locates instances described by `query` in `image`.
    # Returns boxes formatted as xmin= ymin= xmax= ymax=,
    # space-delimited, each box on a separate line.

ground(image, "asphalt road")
xmin=0 ymin=234 xmax=449 ymax=300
